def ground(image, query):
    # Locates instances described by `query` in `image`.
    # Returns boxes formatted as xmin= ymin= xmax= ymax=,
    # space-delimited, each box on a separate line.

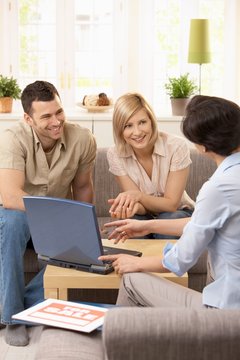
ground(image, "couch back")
xmin=186 ymin=149 xmax=217 ymax=201
xmin=93 ymin=148 xmax=121 ymax=218
xmin=93 ymin=147 xmax=217 ymax=217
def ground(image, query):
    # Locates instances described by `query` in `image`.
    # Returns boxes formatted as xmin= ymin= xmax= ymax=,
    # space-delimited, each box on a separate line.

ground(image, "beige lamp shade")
xmin=188 ymin=19 xmax=211 ymax=64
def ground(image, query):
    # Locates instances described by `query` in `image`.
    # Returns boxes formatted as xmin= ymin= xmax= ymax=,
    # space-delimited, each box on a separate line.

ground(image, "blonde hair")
xmin=112 ymin=93 xmax=158 ymax=153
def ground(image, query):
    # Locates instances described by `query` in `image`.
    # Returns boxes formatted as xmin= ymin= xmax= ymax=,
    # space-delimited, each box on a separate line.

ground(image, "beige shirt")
xmin=0 ymin=121 xmax=96 ymax=199
xmin=107 ymin=132 xmax=194 ymax=209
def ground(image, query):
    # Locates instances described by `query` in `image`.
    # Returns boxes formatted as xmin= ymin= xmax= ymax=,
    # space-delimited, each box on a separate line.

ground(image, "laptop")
xmin=23 ymin=196 xmax=142 ymax=274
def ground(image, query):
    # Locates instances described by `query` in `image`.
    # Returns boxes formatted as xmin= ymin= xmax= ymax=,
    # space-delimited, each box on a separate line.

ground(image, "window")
xmin=19 ymin=0 xmax=57 ymax=84
xmin=138 ymin=0 xmax=225 ymax=113
xmin=74 ymin=0 xmax=114 ymax=101
xmin=16 ymin=0 xmax=119 ymax=107
xmin=0 ymin=0 xmax=238 ymax=114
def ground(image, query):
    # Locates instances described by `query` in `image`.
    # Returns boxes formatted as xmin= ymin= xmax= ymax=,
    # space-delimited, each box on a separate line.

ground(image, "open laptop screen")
xmin=23 ymin=196 xmax=142 ymax=274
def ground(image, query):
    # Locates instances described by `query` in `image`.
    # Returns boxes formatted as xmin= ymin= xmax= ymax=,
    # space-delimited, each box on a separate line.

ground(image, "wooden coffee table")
xmin=43 ymin=239 xmax=188 ymax=300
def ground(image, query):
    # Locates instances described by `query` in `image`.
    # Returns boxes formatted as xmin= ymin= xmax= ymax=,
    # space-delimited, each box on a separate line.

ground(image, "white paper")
xmin=12 ymin=298 xmax=108 ymax=333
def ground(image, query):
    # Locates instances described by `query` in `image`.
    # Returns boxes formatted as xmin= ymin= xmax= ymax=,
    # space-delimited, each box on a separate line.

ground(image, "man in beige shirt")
xmin=0 ymin=81 xmax=96 ymax=346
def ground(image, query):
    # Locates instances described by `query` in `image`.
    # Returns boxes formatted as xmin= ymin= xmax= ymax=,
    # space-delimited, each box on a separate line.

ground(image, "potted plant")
xmin=0 ymin=75 xmax=22 ymax=113
xmin=165 ymin=73 xmax=197 ymax=116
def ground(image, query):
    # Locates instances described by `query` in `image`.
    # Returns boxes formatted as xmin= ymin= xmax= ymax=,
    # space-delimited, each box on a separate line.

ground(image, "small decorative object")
xmin=188 ymin=19 xmax=211 ymax=94
xmin=165 ymin=73 xmax=197 ymax=116
xmin=0 ymin=75 xmax=22 ymax=113
xmin=77 ymin=92 xmax=113 ymax=112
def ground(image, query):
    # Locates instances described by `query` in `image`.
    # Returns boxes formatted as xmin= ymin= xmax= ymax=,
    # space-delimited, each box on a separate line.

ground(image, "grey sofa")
xmin=35 ymin=307 xmax=240 ymax=360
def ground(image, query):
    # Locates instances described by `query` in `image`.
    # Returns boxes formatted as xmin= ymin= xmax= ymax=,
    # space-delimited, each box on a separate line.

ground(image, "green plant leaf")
xmin=164 ymin=73 xmax=197 ymax=98
xmin=0 ymin=75 xmax=22 ymax=99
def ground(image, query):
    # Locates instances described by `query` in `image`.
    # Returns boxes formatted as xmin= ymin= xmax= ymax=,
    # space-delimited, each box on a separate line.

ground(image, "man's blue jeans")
xmin=133 ymin=208 xmax=193 ymax=239
xmin=0 ymin=208 xmax=44 ymax=324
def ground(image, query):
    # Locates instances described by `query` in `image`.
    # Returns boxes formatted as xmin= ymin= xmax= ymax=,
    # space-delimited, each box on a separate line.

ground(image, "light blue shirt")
xmin=163 ymin=152 xmax=240 ymax=309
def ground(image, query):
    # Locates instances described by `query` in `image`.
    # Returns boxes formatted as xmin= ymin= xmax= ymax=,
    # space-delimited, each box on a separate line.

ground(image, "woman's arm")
xmin=139 ymin=167 xmax=190 ymax=213
xmin=108 ymin=167 xmax=190 ymax=218
xmin=98 ymin=254 xmax=168 ymax=274
xmin=103 ymin=217 xmax=190 ymax=243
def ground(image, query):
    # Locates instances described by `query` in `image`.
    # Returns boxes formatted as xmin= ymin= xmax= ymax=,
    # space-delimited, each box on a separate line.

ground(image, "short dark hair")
xmin=21 ymin=80 xmax=60 ymax=115
xmin=181 ymin=95 xmax=240 ymax=156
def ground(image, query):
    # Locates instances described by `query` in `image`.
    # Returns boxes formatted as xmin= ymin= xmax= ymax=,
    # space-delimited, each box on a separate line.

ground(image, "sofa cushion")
xmin=35 ymin=327 xmax=103 ymax=360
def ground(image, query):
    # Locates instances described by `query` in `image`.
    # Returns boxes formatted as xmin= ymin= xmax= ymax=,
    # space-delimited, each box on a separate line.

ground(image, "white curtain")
xmin=224 ymin=0 xmax=240 ymax=103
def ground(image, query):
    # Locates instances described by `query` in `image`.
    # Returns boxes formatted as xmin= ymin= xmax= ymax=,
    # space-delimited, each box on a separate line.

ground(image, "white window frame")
xmin=1 ymin=0 xmax=240 ymax=113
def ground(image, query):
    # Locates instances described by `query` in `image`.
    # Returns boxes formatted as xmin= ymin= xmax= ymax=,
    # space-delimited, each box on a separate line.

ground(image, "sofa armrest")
xmin=103 ymin=307 xmax=240 ymax=360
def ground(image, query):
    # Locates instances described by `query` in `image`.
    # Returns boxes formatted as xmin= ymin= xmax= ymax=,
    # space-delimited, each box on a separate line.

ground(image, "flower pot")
xmin=170 ymin=98 xmax=189 ymax=116
xmin=0 ymin=97 xmax=13 ymax=113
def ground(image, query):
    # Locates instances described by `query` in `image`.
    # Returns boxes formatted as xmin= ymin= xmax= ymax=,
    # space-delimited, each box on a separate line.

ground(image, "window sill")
xmin=0 ymin=110 xmax=182 ymax=122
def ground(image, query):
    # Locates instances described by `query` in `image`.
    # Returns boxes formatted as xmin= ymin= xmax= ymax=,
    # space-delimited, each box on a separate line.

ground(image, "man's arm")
xmin=0 ymin=169 xmax=27 ymax=211
xmin=72 ymin=168 xmax=94 ymax=203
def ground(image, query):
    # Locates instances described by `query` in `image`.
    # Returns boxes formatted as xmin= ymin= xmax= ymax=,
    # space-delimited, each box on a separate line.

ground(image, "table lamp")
xmin=188 ymin=19 xmax=211 ymax=94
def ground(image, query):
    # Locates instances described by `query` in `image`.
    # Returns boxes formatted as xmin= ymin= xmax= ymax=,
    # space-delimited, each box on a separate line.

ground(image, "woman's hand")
xmin=108 ymin=199 xmax=140 ymax=219
xmin=103 ymin=219 xmax=151 ymax=243
xmin=98 ymin=254 xmax=164 ymax=274
xmin=108 ymin=190 xmax=142 ymax=219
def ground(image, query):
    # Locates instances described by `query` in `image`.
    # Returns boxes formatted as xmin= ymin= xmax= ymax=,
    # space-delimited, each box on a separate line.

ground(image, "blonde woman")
xmin=107 ymin=93 xmax=194 ymax=239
